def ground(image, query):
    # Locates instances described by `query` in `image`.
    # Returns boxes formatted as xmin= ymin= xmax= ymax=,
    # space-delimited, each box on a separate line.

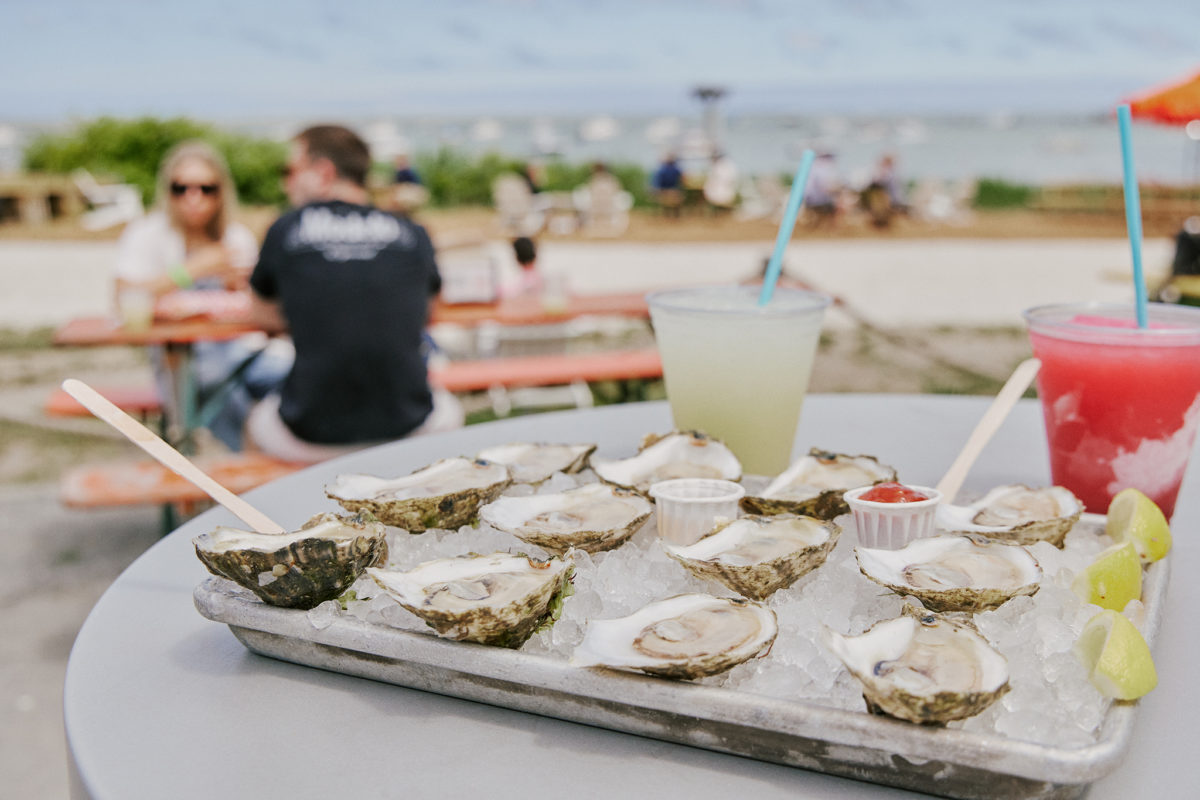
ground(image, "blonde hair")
xmin=155 ymin=140 xmax=238 ymax=241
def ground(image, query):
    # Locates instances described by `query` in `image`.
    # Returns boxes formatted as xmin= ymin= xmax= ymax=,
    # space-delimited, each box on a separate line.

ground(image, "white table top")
xmin=64 ymin=396 xmax=1198 ymax=799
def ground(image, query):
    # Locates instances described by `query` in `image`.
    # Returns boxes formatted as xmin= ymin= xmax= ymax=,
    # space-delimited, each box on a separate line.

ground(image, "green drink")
xmin=648 ymin=286 xmax=830 ymax=475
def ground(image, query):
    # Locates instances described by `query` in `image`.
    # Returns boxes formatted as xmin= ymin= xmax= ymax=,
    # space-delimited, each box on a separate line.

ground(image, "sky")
xmin=3 ymin=0 xmax=1199 ymax=121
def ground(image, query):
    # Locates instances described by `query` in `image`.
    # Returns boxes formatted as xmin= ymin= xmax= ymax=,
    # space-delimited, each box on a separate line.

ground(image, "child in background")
xmin=504 ymin=236 xmax=544 ymax=298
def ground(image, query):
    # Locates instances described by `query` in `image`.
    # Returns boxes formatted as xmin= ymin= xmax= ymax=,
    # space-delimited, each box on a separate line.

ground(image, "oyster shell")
xmin=856 ymin=534 xmax=1042 ymax=613
xmin=740 ymin=449 xmax=897 ymax=519
xmin=479 ymin=483 xmax=653 ymax=555
xmin=662 ymin=514 xmax=840 ymax=600
xmin=474 ymin=442 xmax=596 ymax=484
xmin=591 ymin=431 xmax=742 ymax=494
xmin=325 ymin=457 xmax=511 ymax=531
xmin=822 ymin=612 xmax=1010 ymax=724
xmin=368 ymin=552 xmax=574 ymax=648
xmin=571 ymin=593 xmax=777 ymax=680
xmin=936 ymin=484 xmax=1082 ymax=547
xmin=193 ymin=511 xmax=387 ymax=610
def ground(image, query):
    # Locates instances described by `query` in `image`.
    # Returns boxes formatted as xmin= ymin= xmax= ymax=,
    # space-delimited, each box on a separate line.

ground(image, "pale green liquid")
xmin=651 ymin=290 xmax=825 ymax=475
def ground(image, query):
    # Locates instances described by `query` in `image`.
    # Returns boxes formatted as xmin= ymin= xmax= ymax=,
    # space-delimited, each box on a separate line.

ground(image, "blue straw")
xmin=759 ymin=149 xmax=816 ymax=306
xmin=1117 ymin=104 xmax=1149 ymax=328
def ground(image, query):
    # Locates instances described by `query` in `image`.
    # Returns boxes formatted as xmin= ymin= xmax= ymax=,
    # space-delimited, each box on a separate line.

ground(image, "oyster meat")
xmin=936 ymin=484 xmax=1082 ymax=547
xmin=662 ymin=514 xmax=840 ymax=600
xmin=591 ymin=430 xmax=742 ymax=494
xmin=325 ymin=457 xmax=511 ymax=531
xmin=368 ymin=552 xmax=573 ymax=648
xmin=571 ymin=593 xmax=777 ymax=679
xmin=193 ymin=511 xmax=387 ymax=610
xmin=740 ymin=449 xmax=897 ymax=519
xmin=822 ymin=612 xmax=1010 ymax=724
xmin=479 ymin=483 xmax=653 ymax=555
xmin=856 ymin=534 xmax=1042 ymax=613
xmin=474 ymin=442 xmax=596 ymax=484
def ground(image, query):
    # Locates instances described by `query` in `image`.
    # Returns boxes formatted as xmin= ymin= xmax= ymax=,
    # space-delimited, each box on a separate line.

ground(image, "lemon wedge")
xmin=1075 ymin=609 xmax=1157 ymax=700
xmin=1107 ymin=488 xmax=1172 ymax=564
xmin=1072 ymin=541 xmax=1142 ymax=611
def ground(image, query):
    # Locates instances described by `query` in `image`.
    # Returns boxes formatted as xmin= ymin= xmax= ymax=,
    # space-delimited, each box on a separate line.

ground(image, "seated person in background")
xmin=392 ymin=153 xmax=421 ymax=185
xmin=391 ymin=152 xmax=429 ymax=215
xmin=500 ymin=236 xmax=544 ymax=298
xmin=861 ymin=152 xmax=907 ymax=228
xmin=804 ymin=151 xmax=840 ymax=226
xmin=651 ymin=152 xmax=684 ymax=217
xmin=702 ymin=150 xmax=738 ymax=213
xmin=113 ymin=139 xmax=291 ymax=450
xmin=245 ymin=125 xmax=463 ymax=463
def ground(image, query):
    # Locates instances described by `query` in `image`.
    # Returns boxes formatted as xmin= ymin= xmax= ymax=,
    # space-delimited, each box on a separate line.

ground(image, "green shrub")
xmin=23 ymin=117 xmax=287 ymax=207
xmin=411 ymin=148 xmax=650 ymax=209
xmin=973 ymin=178 xmax=1034 ymax=209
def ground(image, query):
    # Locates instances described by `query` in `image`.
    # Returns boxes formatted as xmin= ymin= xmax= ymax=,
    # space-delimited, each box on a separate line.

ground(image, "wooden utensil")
xmin=61 ymin=378 xmax=286 ymax=534
xmin=935 ymin=358 xmax=1041 ymax=505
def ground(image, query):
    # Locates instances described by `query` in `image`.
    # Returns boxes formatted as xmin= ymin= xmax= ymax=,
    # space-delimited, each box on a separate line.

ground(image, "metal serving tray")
xmin=193 ymin=537 xmax=1167 ymax=800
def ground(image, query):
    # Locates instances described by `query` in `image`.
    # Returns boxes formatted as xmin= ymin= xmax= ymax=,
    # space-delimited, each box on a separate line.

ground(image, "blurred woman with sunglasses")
xmin=113 ymin=140 xmax=292 ymax=450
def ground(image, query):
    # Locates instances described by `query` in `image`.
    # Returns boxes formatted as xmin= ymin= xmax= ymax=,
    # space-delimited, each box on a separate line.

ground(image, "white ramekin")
xmin=648 ymin=478 xmax=745 ymax=546
xmin=843 ymin=484 xmax=943 ymax=550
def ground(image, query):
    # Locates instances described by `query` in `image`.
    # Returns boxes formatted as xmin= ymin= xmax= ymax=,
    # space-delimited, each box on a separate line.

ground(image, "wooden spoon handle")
xmin=61 ymin=379 xmax=286 ymax=534
xmin=935 ymin=358 xmax=1041 ymax=505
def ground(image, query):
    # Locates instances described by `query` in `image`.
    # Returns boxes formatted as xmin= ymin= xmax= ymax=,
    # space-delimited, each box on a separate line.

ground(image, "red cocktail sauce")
xmin=858 ymin=482 xmax=932 ymax=503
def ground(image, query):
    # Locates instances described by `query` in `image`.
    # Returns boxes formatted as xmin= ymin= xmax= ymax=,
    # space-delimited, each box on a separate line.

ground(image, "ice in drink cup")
xmin=117 ymin=287 xmax=155 ymax=331
xmin=647 ymin=285 xmax=830 ymax=476
xmin=1024 ymin=302 xmax=1200 ymax=519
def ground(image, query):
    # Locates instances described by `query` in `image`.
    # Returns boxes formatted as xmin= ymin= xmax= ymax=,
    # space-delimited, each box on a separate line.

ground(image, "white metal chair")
xmin=573 ymin=173 xmax=632 ymax=236
xmin=491 ymin=174 xmax=545 ymax=236
xmin=72 ymin=169 xmax=143 ymax=231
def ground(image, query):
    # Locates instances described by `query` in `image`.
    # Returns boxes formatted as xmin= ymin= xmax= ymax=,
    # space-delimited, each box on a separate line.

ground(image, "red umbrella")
xmin=1124 ymin=68 xmax=1200 ymax=125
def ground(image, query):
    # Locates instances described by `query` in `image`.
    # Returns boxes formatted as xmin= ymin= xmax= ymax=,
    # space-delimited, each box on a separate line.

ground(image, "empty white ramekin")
xmin=648 ymin=478 xmax=745 ymax=546
xmin=843 ymin=484 xmax=943 ymax=550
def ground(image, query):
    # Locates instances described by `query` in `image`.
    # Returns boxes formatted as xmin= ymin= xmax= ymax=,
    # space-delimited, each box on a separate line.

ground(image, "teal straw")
xmin=759 ymin=149 xmax=816 ymax=306
xmin=1117 ymin=104 xmax=1149 ymax=328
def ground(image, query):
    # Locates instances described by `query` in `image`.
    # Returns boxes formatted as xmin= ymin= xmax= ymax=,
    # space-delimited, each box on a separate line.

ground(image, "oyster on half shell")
xmin=368 ymin=552 xmax=574 ymax=648
xmin=480 ymin=483 xmax=653 ymax=555
xmin=740 ymin=449 xmax=897 ymax=519
xmin=325 ymin=458 xmax=511 ymax=532
xmin=474 ymin=442 xmax=596 ymax=484
xmin=936 ymin=484 xmax=1082 ymax=547
xmin=591 ymin=431 xmax=741 ymax=494
xmin=662 ymin=514 xmax=840 ymax=600
xmin=193 ymin=511 xmax=387 ymax=610
xmin=571 ymin=593 xmax=777 ymax=680
xmin=822 ymin=612 xmax=1010 ymax=724
xmin=856 ymin=534 xmax=1042 ymax=613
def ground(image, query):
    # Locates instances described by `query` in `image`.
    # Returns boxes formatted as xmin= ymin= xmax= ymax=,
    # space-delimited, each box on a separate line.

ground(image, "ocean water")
xmin=4 ymin=112 xmax=1195 ymax=188
xmin=362 ymin=112 xmax=1200 ymax=187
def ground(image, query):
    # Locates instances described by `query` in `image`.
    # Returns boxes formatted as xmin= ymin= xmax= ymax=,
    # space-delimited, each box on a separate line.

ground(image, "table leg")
xmin=161 ymin=342 xmax=196 ymax=451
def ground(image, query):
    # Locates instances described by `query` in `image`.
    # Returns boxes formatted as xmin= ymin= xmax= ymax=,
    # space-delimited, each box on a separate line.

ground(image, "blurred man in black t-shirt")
xmin=245 ymin=125 xmax=462 ymax=462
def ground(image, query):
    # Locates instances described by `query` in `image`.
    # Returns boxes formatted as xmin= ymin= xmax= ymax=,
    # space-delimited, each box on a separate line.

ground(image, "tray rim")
xmin=192 ymin=528 xmax=1168 ymax=789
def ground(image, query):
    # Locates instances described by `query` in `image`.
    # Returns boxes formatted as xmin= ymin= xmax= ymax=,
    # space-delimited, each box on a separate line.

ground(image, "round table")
xmin=64 ymin=397 xmax=1200 ymax=799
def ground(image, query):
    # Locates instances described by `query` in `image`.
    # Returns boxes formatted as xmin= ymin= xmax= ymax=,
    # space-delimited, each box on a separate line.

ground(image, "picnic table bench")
xmin=52 ymin=348 xmax=663 ymax=512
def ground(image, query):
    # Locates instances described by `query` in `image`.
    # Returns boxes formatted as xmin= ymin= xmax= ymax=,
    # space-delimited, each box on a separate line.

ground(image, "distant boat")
xmin=678 ymin=127 xmax=713 ymax=160
xmin=363 ymin=120 xmax=409 ymax=160
xmin=895 ymin=118 xmax=929 ymax=144
xmin=644 ymin=116 xmax=681 ymax=145
xmin=579 ymin=115 xmax=620 ymax=142
xmin=471 ymin=118 xmax=504 ymax=142
xmin=531 ymin=118 xmax=563 ymax=155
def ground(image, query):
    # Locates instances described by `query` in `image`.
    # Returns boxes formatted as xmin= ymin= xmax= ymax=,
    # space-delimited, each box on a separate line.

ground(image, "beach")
xmin=0 ymin=218 xmax=1178 ymax=798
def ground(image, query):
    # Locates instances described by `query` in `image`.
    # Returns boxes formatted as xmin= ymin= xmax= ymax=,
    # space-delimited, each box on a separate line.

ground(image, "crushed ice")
xmin=313 ymin=469 xmax=1125 ymax=748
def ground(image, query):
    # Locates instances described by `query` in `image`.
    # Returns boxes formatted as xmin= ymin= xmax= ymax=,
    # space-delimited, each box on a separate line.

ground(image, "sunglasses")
xmin=170 ymin=182 xmax=219 ymax=197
